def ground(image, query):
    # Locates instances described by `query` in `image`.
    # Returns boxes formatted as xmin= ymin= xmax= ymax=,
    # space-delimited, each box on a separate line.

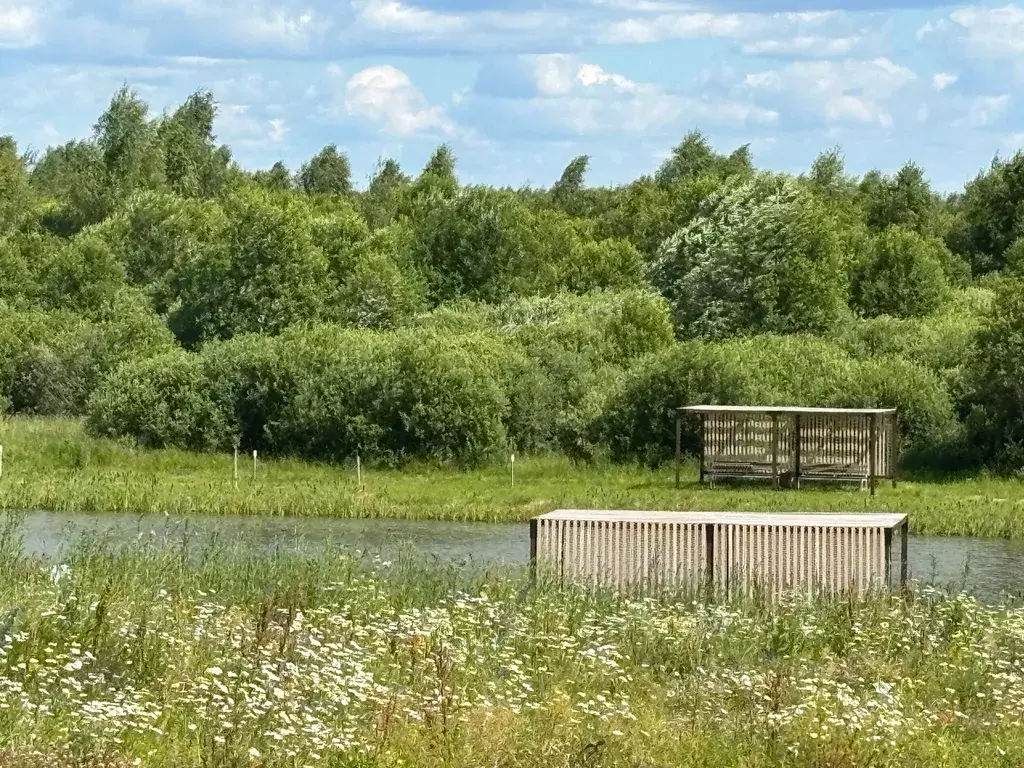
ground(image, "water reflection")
xmin=10 ymin=510 xmax=1024 ymax=602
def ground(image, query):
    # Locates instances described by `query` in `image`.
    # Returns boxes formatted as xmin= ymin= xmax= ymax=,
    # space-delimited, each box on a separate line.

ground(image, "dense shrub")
xmin=87 ymin=350 xmax=229 ymax=450
xmin=0 ymin=297 xmax=174 ymax=415
xmin=834 ymin=288 xmax=990 ymax=399
xmin=88 ymin=326 xmax=514 ymax=466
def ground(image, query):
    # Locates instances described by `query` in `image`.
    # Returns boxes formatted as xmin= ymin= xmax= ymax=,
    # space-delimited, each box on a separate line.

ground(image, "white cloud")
xmin=741 ymin=36 xmax=858 ymax=56
xmin=948 ymin=5 xmax=1024 ymax=58
xmin=512 ymin=54 xmax=776 ymax=134
xmin=344 ymin=65 xmax=456 ymax=136
xmin=268 ymin=117 xmax=288 ymax=141
xmin=216 ymin=104 xmax=293 ymax=146
xmin=932 ymin=72 xmax=958 ymax=91
xmin=0 ymin=1 xmax=41 ymax=48
xmin=356 ymin=0 xmax=465 ymax=35
xmin=746 ymin=57 xmax=916 ymax=126
xmin=600 ymin=9 xmax=844 ymax=46
xmin=968 ymin=94 xmax=1010 ymax=127
xmin=601 ymin=12 xmax=743 ymax=44
xmin=137 ymin=0 xmax=322 ymax=52
xmin=41 ymin=121 xmax=58 ymax=139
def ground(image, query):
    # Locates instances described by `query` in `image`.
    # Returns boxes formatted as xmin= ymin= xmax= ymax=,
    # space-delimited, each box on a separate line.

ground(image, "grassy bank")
xmin=1 ymin=527 xmax=1023 ymax=767
xmin=2 ymin=416 xmax=1024 ymax=538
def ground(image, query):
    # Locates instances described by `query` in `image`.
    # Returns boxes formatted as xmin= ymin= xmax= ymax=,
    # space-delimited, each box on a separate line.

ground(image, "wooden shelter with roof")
xmin=676 ymin=406 xmax=898 ymax=494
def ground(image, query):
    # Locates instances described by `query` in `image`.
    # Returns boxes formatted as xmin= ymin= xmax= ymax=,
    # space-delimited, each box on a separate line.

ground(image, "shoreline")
xmin=2 ymin=416 xmax=1024 ymax=539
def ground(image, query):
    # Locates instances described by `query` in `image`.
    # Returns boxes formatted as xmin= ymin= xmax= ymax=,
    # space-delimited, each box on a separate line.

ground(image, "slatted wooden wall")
xmin=701 ymin=411 xmax=895 ymax=482
xmin=533 ymin=513 xmax=904 ymax=598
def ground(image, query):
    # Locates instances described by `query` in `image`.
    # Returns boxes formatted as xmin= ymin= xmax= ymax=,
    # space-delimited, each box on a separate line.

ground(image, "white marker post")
xmin=0 ymin=445 xmax=4 ymax=480
xmin=356 ymin=454 xmax=362 ymax=489
xmin=252 ymin=450 xmax=258 ymax=482
xmin=510 ymin=453 xmax=515 ymax=488
xmin=233 ymin=446 xmax=239 ymax=490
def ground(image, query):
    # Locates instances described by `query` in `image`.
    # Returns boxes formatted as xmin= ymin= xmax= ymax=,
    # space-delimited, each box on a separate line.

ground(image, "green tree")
xmin=97 ymin=191 xmax=228 ymax=313
xmin=860 ymin=161 xmax=938 ymax=235
xmin=551 ymin=155 xmax=589 ymax=214
xmin=965 ymin=278 xmax=1024 ymax=469
xmin=252 ymin=161 xmax=293 ymax=191
xmin=361 ymin=157 xmax=411 ymax=228
xmin=651 ymin=173 xmax=849 ymax=339
xmin=337 ymin=227 xmax=426 ymax=329
xmin=851 ymin=226 xmax=950 ymax=318
xmin=169 ymin=186 xmax=331 ymax=344
xmin=409 ymin=186 xmax=527 ymax=302
xmin=947 ymin=151 xmax=1024 ymax=275
xmin=158 ymin=90 xmax=231 ymax=198
xmin=94 ymin=87 xmax=165 ymax=199
xmin=0 ymin=136 xmax=32 ymax=234
xmin=31 ymin=140 xmax=108 ymax=235
xmin=655 ymin=131 xmax=752 ymax=187
xmin=298 ymin=144 xmax=352 ymax=196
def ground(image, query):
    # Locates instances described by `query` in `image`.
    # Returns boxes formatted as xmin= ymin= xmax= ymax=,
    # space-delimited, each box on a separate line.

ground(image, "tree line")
xmin=2 ymin=86 xmax=1024 ymax=469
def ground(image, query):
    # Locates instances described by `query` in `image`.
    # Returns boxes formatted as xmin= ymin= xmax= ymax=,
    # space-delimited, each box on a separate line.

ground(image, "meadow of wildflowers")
xmin=1 ymin=517 xmax=1024 ymax=768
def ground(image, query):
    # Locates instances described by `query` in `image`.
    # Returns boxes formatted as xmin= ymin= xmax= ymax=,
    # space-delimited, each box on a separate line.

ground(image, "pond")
xmin=10 ymin=510 xmax=1024 ymax=602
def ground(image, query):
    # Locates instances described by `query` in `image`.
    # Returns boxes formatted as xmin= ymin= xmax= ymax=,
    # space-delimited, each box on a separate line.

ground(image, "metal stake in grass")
xmin=252 ymin=450 xmax=258 ymax=482
xmin=511 ymin=453 xmax=515 ymax=488
xmin=356 ymin=454 xmax=362 ymax=490
xmin=233 ymin=444 xmax=239 ymax=490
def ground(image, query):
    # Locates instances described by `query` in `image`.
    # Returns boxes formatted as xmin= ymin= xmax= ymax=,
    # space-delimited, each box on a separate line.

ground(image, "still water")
xmin=10 ymin=510 xmax=1024 ymax=602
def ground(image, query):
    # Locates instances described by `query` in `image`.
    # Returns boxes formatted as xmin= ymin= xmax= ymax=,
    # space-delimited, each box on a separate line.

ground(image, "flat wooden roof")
xmin=678 ymin=405 xmax=896 ymax=415
xmin=538 ymin=509 xmax=908 ymax=529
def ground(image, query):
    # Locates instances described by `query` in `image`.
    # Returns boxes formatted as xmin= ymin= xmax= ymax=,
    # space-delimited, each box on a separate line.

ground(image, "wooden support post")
xmin=529 ymin=518 xmax=538 ymax=587
xmin=771 ymin=413 xmax=779 ymax=489
xmin=891 ymin=412 xmax=899 ymax=489
xmin=900 ymin=520 xmax=909 ymax=587
xmin=675 ymin=410 xmax=683 ymax=490
xmin=869 ymin=413 xmax=878 ymax=496
xmin=793 ymin=414 xmax=802 ymax=489
xmin=699 ymin=414 xmax=707 ymax=486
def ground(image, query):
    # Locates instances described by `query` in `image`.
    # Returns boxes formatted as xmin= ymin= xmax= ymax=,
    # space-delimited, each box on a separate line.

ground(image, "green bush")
xmin=88 ymin=325 xmax=513 ymax=466
xmin=86 ymin=349 xmax=229 ymax=450
xmin=0 ymin=296 xmax=174 ymax=415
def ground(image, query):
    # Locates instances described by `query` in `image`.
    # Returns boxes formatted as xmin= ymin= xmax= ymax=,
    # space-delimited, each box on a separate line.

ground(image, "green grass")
xmin=1 ymin=526 xmax=1024 ymax=767
xmin=2 ymin=416 xmax=1024 ymax=538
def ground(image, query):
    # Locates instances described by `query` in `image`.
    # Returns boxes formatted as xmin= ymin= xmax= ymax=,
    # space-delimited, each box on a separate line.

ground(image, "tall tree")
xmin=947 ymin=151 xmax=1024 ymax=275
xmin=860 ymin=161 xmax=937 ymax=235
xmin=421 ymin=144 xmax=457 ymax=181
xmin=298 ymin=144 xmax=352 ymax=196
xmin=94 ymin=87 xmax=165 ymax=197
xmin=252 ymin=161 xmax=293 ymax=192
xmin=0 ymin=136 xmax=31 ymax=233
xmin=158 ymin=90 xmax=231 ymax=198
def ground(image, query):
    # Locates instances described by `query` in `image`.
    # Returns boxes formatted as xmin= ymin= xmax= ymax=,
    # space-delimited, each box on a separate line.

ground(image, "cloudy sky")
xmin=1 ymin=0 xmax=1022 ymax=190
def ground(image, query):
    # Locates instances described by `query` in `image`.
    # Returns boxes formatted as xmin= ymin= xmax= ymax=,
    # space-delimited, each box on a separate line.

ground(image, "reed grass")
xmin=2 ymin=416 xmax=1024 ymax=538
xmin=1 ymin=522 xmax=1024 ymax=767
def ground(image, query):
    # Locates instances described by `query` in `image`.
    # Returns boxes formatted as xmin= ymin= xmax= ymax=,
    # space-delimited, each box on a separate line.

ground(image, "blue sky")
xmin=1 ymin=0 xmax=1023 ymax=191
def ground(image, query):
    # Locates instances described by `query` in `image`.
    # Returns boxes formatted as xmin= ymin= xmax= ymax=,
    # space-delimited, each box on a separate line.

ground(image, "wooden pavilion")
xmin=677 ymin=406 xmax=898 ymax=494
